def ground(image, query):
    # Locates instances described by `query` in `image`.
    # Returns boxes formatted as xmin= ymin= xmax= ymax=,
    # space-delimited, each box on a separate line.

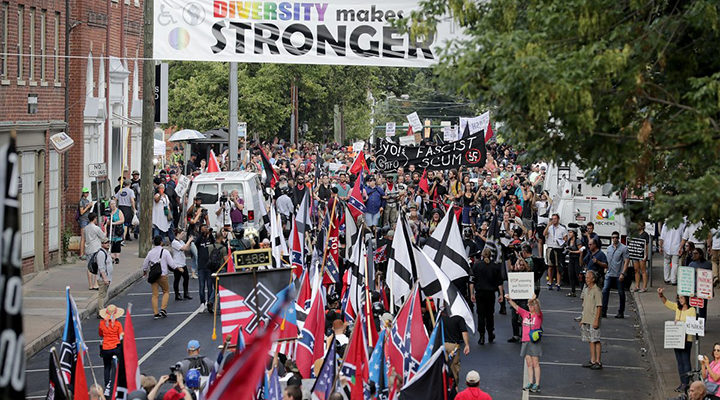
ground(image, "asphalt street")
xmin=24 ymin=276 xmax=656 ymax=400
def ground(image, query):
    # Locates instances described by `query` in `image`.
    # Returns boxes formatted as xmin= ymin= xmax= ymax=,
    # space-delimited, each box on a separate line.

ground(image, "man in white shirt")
xmin=680 ymin=222 xmax=707 ymax=252
xmin=659 ymin=221 xmax=685 ymax=285
xmin=142 ymin=235 xmax=177 ymax=319
xmin=96 ymin=239 xmax=112 ymax=315
xmin=544 ymin=213 xmax=568 ymax=291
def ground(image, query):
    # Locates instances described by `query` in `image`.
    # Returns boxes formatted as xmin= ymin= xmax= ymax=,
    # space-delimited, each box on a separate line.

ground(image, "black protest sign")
xmin=627 ymin=237 xmax=647 ymax=261
xmin=374 ymin=133 xmax=486 ymax=172
xmin=0 ymin=137 xmax=24 ymax=398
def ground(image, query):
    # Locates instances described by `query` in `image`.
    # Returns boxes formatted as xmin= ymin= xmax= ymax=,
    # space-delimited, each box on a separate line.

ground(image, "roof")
xmin=190 ymin=171 xmax=258 ymax=182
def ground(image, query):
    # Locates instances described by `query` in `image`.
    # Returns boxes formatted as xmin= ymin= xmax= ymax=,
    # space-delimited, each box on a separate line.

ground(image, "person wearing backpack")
xmin=142 ymin=235 xmax=177 ymax=319
xmin=176 ymin=340 xmax=213 ymax=377
xmin=201 ymin=232 xmax=227 ymax=314
xmin=94 ymin=239 xmax=112 ymax=315
xmin=85 ymin=212 xmax=107 ymax=291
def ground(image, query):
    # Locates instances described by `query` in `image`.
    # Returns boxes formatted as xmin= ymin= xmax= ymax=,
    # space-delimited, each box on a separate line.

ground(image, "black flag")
xmin=0 ymin=136 xmax=24 ymax=399
xmin=46 ymin=350 xmax=68 ymax=400
xmin=398 ymin=349 xmax=450 ymax=400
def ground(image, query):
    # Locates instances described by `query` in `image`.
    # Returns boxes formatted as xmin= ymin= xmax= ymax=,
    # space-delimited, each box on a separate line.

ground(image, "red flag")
xmin=418 ymin=169 xmax=429 ymax=193
xmin=348 ymin=172 xmax=366 ymax=219
xmin=387 ymin=286 xmax=429 ymax=384
xmin=226 ymin=245 xmax=235 ymax=273
xmin=205 ymin=315 xmax=278 ymax=400
xmin=290 ymin=221 xmax=303 ymax=279
xmin=123 ymin=306 xmax=140 ymax=393
xmin=407 ymin=125 xmax=414 ymax=136
xmin=257 ymin=144 xmax=279 ymax=188
xmin=297 ymin=269 xmax=312 ymax=311
xmin=74 ymin=352 xmax=89 ymax=400
xmin=207 ymin=150 xmax=221 ymax=173
xmin=296 ymin=290 xmax=326 ymax=378
xmin=366 ymin=294 xmax=379 ymax=348
xmin=485 ymin=121 xmax=494 ymax=143
xmin=340 ymin=314 xmax=369 ymax=399
xmin=349 ymin=150 xmax=369 ymax=174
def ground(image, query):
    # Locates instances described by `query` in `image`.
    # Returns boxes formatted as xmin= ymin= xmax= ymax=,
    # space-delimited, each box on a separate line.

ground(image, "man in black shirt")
xmin=292 ymin=174 xmax=308 ymax=208
xmin=471 ymin=249 xmax=504 ymax=345
xmin=441 ymin=310 xmax=470 ymax=386
xmin=194 ymin=225 xmax=215 ymax=311
xmin=185 ymin=153 xmax=198 ymax=175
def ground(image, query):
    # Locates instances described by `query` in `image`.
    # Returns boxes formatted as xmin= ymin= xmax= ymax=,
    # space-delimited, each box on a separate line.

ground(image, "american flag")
xmin=310 ymin=339 xmax=336 ymax=400
xmin=264 ymin=367 xmax=282 ymax=400
xmin=218 ymin=268 xmax=297 ymax=347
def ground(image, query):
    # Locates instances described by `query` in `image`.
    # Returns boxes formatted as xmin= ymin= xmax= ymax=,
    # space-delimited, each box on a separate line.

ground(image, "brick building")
xmin=0 ymin=0 xmax=144 ymax=275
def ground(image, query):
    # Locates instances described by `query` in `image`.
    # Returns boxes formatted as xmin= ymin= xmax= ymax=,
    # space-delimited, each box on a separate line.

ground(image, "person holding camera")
xmin=565 ymin=229 xmax=584 ymax=297
xmin=229 ymin=189 xmax=245 ymax=233
xmin=177 ymin=339 xmax=214 ymax=377
xmin=171 ymin=229 xmax=193 ymax=302
xmin=215 ymin=191 xmax=232 ymax=231
xmin=195 ymin=225 xmax=216 ymax=312
xmin=581 ymin=238 xmax=608 ymax=283
xmin=152 ymin=184 xmax=174 ymax=245
xmin=148 ymin=370 xmax=193 ymax=400
xmin=544 ymin=214 xmax=568 ymax=291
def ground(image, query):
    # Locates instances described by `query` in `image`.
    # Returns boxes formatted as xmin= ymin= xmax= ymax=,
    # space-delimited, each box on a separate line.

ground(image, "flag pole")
xmin=211 ymin=256 xmax=231 ymax=340
xmin=363 ymin=234 xmax=373 ymax=345
xmin=51 ymin=347 xmax=72 ymax=399
xmin=319 ymin=198 xmax=338 ymax=280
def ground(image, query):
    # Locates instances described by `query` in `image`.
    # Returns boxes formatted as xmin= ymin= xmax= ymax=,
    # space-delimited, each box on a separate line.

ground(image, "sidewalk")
xmin=635 ymin=254 xmax=719 ymax=398
xmin=23 ymin=241 xmax=144 ymax=358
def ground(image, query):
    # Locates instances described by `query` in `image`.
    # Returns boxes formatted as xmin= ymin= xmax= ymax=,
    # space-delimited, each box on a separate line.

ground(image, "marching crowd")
xmin=76 ymin=136 xmax=720 ymax=400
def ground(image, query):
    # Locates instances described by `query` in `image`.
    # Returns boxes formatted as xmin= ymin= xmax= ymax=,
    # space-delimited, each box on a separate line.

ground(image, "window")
xmin=29 ymin=7 xmax=34 ymax=81
xmin=48 ymin=151 xmax=60 ymax=251
xmin=221 ymin=183 xmax=245 ymax=200
xmin=195 ymin=183 xmax=219 ymax=204
xmin=53 ymin=12 xmax=59 ymax=83
xmin=20 ymin=152 xmax=35 ymax=258
xmin=40 ymin=10 xmax=45 ymax=82
xmin=1 ymin=2 xmax=8 ymax=78
xmin=17 ymin=5 xmax=23 ymax=80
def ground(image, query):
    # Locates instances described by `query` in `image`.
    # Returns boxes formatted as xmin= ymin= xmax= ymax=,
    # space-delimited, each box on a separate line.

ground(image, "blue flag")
xmin=310 ymin=339 xmax=337 ymax=400
xmin=368 ymin=329 xmax=388 ymax=399
xmin=419 ymin=319 xmax=443 ymax=370
xmin=264 ymin=367 xmax=281 ymax=400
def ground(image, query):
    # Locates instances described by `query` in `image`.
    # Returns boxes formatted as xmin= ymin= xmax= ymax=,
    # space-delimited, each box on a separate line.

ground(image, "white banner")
xmin=442 ymin=126 xmax=458 ymax=142
xmin=459 ymin=111 xmax=490 ymax=138
xmin=398 ymin=135 xmax=416 ymax=146
xmin=406 ymin=111 xmax=422 ymax=132
xmin=153 ymin=0 xmax=462 ymax=67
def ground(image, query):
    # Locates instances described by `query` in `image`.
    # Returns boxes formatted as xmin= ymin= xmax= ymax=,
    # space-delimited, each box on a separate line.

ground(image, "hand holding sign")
xmin=508 ymin=272 xmax=535 ymax=300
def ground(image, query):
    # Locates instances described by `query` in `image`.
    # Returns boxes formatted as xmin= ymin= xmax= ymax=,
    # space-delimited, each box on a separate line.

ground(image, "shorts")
xmin=520 ymin=341 xmax=542 ymax=358
xmin=581 ymin=323 xmax=601 ymax=343
xmin=110 ymin=240 xmax=122 ymax=253
xmin=548 ymin=248 xmax=563 ymax=267
xmin=79 ymin=219 xmax=89 ymax=229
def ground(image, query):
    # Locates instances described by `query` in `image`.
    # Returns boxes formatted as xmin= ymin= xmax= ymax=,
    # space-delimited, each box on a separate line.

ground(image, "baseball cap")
xmin=82 ymin=187 xmax=90 ymax=193
xmin=132 ymin=170 xmax=140 ymax=175
xmin=187 ymin=339 xmax=200 ymax=351
xmin=466 ymin=370 xmax=480 ymax=384
xmin=101 ymin=238 xmax=110 ymax=244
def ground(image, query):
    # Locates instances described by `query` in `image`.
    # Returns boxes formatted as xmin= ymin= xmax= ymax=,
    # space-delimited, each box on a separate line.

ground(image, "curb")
xmin=24 ymin=269 xmax=144 ymax=358
xmin=633 ymin=291 xmax=665 ymax=399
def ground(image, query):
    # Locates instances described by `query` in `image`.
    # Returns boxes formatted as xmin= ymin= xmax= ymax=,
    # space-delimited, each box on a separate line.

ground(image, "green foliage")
xmin=409 ymin=0 xmax=720 ymax=230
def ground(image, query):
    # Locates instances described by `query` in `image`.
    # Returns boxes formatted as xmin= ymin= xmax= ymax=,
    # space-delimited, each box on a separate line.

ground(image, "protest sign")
xmin=685 ymin=316 xmax=705 ymax=337
xmin=352 ymin=141 xmax=364 ymax=153
xmin=175 ymin=175 xmax=191 ymax=198
xmin=443 ymin=126 xmax=458 ymax=142
xmin=385 ymin=122 xmax=396 ymax=137
xmin=374 ymin=132 xmax=486 ymax=172
xmin=627 ymin=238 xmax=647 ymax=261
xmin=398 ymin=135 xmax=416 ymax=146
xmin=508 ymin=272 xmax=535 ymax=300
xmin=677 ymin=266 xmax=695 ymax=296
xmin=696 ymin=269 xmax=713 ymax=299
xmin=664 ymin=321 xmax=686 ymax=349
xmin=459 ymin=111 xmax=490 ymax=138
xmin=407 ymin=112 xmax=423 ymax=133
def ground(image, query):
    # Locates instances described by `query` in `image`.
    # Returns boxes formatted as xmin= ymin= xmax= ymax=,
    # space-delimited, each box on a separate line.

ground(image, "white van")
xmin=544 ymin=163 xmax=627 ymax=244
xmin=187 ymin=171 xmax=266 ymax=231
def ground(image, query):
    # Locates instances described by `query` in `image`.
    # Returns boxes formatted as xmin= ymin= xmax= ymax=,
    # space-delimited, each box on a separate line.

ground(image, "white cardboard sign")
xmin=459 ymin=111 xmax=490 ymax=137
xmin=443 ymin=126 xmax=458 ymax=142
xmin=508 ymin=272 xmax=535 ymax=300
xmin=398 ymin=135 xmax=416 ymax=146
xmin=406 ymin=112 xmax=423 ymax=133
xmin=685 ymin=316 xmax=705 ymax=337
xmin=677 ymin=266 xmax=695 ymax=296
xmin=352 ymin=141 xmax=365 ymax=153
xmin=385 ymin=122 xmax=396 ymax=137
xmin=174 ymin=175 xmax=191 ymax=198
xmin=696 ymin=269 xmax=713 ymax=299
xmin=664 ymin=321 xmax=687 ymax=349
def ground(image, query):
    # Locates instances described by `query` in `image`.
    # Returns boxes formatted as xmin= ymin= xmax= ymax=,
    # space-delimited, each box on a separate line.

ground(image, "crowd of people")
xmin=75 ymin=136 xmax=719 ymax=400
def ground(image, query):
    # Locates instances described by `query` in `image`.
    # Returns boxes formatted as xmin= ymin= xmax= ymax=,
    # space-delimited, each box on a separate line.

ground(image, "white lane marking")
xmin=541 ymin=333 xmax=638 ymax=342
xmin=529 ymin=395 xmax=617 ymax=400
xmin=26 ymin=365 xmax=103 ymax=373
xmin=138 ymin=304 xmax=204 ymax=365
xmin=133 ymin=311 xmax=196 ymax=317
xmin=538 ymin=361 xmax=645 ymax=371
xmin=83 ymin=336 xmax=165 ymax=344
xmin=539 ymin=309 xmax=583 ymax=314
xmin=522 ymin=361 xmax=529 ymax=400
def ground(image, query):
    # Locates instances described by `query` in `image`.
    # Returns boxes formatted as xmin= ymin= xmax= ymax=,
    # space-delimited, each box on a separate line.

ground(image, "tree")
xmin=408 ymin=0 xmax=720 ymax=230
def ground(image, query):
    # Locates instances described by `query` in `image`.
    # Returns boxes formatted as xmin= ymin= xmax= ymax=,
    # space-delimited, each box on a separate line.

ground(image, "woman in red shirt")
xmin=98 ymin=304 xmax=124 ymax=389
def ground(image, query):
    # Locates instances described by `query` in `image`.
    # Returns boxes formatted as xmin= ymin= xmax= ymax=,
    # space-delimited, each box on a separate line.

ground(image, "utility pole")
xmin=139 ymin=0 xmax=154 ymax=257
xmin=229 ymin=62 xmax=238 ymax=170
